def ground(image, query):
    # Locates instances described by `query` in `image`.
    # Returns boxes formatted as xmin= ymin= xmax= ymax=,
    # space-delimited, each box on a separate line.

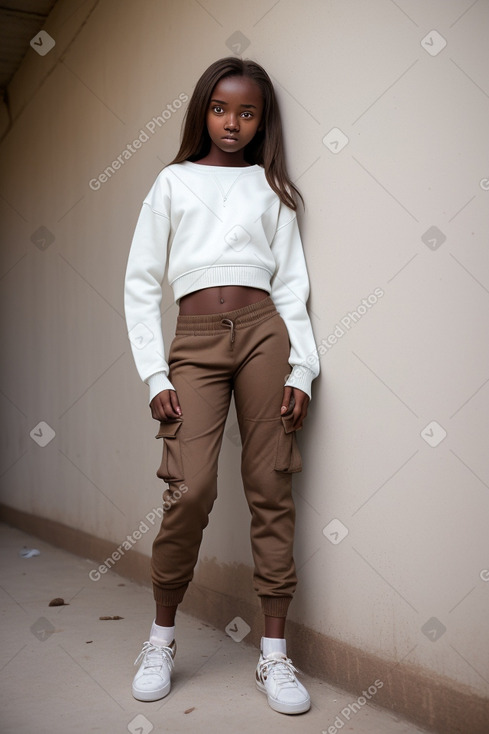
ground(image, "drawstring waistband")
xmin=175 ymin=296 xmax=278 ymax=337
xmin=221 ymin=318 xmax=235 ymax=344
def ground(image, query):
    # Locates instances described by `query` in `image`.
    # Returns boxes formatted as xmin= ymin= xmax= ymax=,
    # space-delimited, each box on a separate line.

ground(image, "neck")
xmin=197 ymin=145 xmax=250 ymax=167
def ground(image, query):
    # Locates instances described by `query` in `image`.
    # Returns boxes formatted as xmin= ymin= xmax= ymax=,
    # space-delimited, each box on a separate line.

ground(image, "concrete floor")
xmin=0 ymin=523 xmax=431 ymax=734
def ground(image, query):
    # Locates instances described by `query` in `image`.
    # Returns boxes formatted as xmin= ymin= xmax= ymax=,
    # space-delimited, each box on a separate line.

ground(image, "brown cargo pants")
xmin=151 ymin=297 xmax=302 ymax=618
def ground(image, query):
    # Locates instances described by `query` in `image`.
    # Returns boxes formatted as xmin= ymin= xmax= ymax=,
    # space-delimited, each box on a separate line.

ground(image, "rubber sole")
xmin=132 ymin=679 xmax=171 ymax=702
xmin=256 ymin=680 xmax=311 ymax=715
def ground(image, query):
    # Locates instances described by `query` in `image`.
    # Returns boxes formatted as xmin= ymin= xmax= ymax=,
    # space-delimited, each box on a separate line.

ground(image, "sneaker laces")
xmin=257 ymin=654 xmax=301 ymax=691
xmin=134 ymin=641 xmax=174 ymax=674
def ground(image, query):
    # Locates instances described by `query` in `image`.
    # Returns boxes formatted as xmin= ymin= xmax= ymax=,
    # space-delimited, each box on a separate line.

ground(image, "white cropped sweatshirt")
xmin=124 ymin=161 xmax=319 ymax=401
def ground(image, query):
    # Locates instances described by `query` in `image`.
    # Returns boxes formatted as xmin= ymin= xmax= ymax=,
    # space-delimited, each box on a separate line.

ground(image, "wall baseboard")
xmin=1 ymin=503 xmax=487 ymax=734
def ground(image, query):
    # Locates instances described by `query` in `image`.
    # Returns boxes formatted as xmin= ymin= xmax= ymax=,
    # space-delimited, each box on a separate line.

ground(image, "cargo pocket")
xmin=274 ymin=414 xmax=302 ymax=473
xmin=155 ymin=419 xmax=184 ymax=482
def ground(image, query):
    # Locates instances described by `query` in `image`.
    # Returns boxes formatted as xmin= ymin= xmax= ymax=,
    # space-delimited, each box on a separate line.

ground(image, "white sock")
xmin=261 ymin=636 xmax=287 ymax=657
xmin=149 ymin=620 xmax=175 ymax=646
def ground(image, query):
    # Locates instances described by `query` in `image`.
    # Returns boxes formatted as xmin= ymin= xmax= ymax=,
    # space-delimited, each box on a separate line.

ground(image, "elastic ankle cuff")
xmin=153 ymin=584 xmax=187 ymax=606
xmin=261 ymin=596 xmax=291 ymax=617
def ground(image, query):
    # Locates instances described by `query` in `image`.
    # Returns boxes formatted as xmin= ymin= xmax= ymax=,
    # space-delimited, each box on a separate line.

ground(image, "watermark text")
xmin=89 ymin=93 xmax=188 ymax=191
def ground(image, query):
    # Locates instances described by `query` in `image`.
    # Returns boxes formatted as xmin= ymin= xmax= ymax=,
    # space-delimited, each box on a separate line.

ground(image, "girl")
xmin=124 ymin=57 xmax=319 ymax=716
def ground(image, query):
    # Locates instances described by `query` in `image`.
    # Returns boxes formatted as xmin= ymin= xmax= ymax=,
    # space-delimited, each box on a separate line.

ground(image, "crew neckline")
xmin=181 ymin=161 xmax=261 ymax=173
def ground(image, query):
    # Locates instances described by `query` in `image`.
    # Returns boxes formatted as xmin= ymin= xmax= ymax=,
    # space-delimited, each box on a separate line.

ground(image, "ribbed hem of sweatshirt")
xmin=260 ymin=595 xmax=292 ymax=618
xmin=171 ymin=265 xmax=272 ymax=303
xmin=284 ymin=365 xmax=317 ymax=400
xmin=148 ymin=372 xmax=175 ymax=403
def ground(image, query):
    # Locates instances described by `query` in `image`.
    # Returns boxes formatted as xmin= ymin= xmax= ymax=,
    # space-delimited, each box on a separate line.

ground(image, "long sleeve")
xmin=124 ymin=177 xmax=174 ymax=401
xmin=124 ymin=164 xmax=320 ymax=403
xmin=269 ymin=207 xmax=319 ymax=399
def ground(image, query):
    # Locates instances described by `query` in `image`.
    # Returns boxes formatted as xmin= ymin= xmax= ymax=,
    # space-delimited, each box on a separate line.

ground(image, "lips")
xmin=222 ymin=136 xmax=238 ymax=141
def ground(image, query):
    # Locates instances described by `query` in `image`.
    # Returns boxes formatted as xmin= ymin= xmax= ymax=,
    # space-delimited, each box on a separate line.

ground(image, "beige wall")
xmin=1 ymin=0 xmax=488 ymax=707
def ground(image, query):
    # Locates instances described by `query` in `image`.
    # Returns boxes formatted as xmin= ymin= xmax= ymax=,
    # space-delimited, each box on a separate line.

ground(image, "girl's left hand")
xmin=280 ymin=386 xmax=309 ymax=431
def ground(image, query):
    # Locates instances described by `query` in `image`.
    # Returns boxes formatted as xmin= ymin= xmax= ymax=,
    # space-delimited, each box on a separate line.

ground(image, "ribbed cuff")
xmin=148 ymin=372 xmax=175 ymax=403
xmin=153 ymin=583 xmax=188 ymax=606
xmin=260 ymin=596 xmax=292 ymax=618
xmin=284 ymin=365 xmax=316 ymax=400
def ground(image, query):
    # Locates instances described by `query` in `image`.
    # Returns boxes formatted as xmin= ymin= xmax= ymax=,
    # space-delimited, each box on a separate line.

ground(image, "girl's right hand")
xmin=150 ymin=389 xmax=182 ymax=421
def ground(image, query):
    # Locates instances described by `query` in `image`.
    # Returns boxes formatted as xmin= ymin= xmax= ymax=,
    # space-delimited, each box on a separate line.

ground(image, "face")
xmin=205 ymin=75 xmax=264 ymax=159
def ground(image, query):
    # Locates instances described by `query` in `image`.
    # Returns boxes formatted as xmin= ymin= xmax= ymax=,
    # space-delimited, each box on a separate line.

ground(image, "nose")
xmin=224 ymin=113 xmax=239 ymax=131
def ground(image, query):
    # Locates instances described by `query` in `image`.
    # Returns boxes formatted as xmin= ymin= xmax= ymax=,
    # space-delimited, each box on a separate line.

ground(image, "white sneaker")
xmin=132 ymin=640 xmax=176 ymax=701
xmin=256 ymin=651 xmax=311 ymax=715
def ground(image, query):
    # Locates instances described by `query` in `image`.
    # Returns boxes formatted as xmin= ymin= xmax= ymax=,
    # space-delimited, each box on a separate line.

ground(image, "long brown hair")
xmin=169 ymin=57 xmax=303 ymax=210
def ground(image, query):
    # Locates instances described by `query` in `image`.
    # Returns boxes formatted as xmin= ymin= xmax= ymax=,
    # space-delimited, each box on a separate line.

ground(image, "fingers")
xmin=150 ymin=389 xmax=182 ymax=421
xmin=281 ymin=386 xmax=293 ymax=415
xmin=169 ymin=390 xmax=183 ymax=417
xmin=280 ymin=386 xmax=309 ymax=430
xmin=290 ymin=388 xmax=309 ymax=431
